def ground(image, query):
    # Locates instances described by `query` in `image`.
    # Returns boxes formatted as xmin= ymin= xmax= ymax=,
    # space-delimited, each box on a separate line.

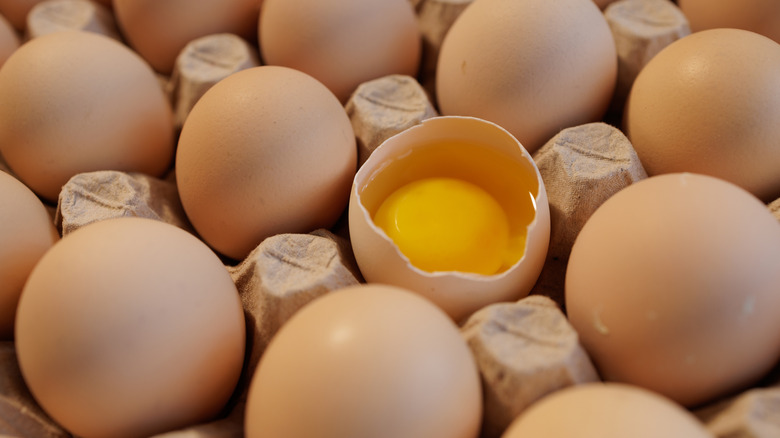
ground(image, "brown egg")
xmin=566 ymin=173 xmax=780 ymax=407
xmin=0 ymin=30 xmax=174 ymax=202
xmin=245 ymin=284 xmax=483 ymax=438
xmin=15 ymin=217 xmax=246 ymax=438
xmin=0 ymin=0 xmax=44 ymax=30
xmin=624 ymin=28 xmax=780 ymax=202
xmin=592 ymin=0 xmax=619 ymax=8
xmin=0 ymin=12 xmax=19 ymax=67
xmin=114 ymin=0 xmax=261 ymax=74
xmin=176 ymin=66 xmax=356 ymax=261
xmin=259 ymin=0 xmax=421 ymax=102
xmin=678 ymin=0 xmax=780 ymax=44
xmin=502 ymin=383 xmax=714 ymax=437
xmin=436 ymin=0 xmax=617 ymax=153
xmin=0 ymin=171 xmax=58 ymax=339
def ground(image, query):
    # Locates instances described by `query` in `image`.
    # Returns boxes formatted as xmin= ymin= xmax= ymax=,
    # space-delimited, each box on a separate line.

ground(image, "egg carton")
xmin=2 ymin=0 xmax=780 ymax=437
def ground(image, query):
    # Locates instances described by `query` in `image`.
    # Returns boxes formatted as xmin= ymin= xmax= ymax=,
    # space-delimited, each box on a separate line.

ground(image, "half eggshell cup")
xmin=349 ymin=116 xmax=550 ymax=322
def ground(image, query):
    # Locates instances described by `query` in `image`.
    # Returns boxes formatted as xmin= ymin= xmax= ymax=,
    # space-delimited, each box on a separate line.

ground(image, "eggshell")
xmin=501 ymin=383 xmax=714 ymax=437
xmin=565 ymin=173 xmax=780 ymax=407
xmin=0 ymin=0 xmax=44 ymax=30
xmin=624 ymin=28 xmax=780 ymax=202
xmin=349 ymin=116 xmax=550 ymax=323
xmin=113 ymin=0 xmax=261 ymax=74
xmin=176 ymin=65 xmax=356 ymax=261
xmin=436 ymin=0 xmax=617 ymax=153
xmin=15 ymin=217 xmax=246 ymax=438
xmin=0 ymin=172 xmax=58 ymax=339
xmin=0 ymin=30 xmax=174 ymax=202
xmin=0 ymin=12 xmax=18 ymax=67
xmin=244 ymin=284 xmax=482 ymax=438
xmin=259 ymin=0 xmax=422 ymax=102
xmin=678 ymin=0 xmax=780 ymax=44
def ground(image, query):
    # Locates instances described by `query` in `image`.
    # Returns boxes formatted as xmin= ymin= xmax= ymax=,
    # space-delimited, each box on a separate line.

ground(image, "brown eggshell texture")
xmin=502 ymin=383 xmax=714 ymax=437
xmin=176 ymin=65 xmax=356 ymax=261
xmin=624 ymin=28 xmax=780 ymax=202
xmin=0 ymin=30 xmax=174 ymax=202
xmin=0 ymin=171 xmax=58 ymax=339
xmin=436 ymin=0 xmax=617 ymax=153
xmin=678 ymin=0 xmax=780 ymax=44
xmin=566 ymin=173 xmax=780 ymax=407
xmin=15 ymin=217 xmax=246 ymax=438
xmin=113 ymin=0 xmax=261 ymax=74
xmin=259 ymin=0 xmax=421 ymax=102
xmin=245 ymin=284 xmax=483 ymax=438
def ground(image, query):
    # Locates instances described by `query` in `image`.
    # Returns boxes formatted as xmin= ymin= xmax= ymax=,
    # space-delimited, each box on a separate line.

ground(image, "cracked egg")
xmin=348 ymin=116 xmax=550 ymax=323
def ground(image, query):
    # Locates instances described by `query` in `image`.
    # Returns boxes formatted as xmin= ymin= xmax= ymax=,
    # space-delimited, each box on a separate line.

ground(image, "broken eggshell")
xmin=348 ymin=116 xmax=550 ymax=323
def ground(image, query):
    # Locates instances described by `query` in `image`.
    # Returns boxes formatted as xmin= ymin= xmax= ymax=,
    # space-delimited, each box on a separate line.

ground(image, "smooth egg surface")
xmin=624 ymin=28 xmax=780 ymax=202
xmin=15 ymin=217 xmax=246 ymax=438
xmin=260 ymin=0 xmax=421 ymax=102
xmin=502 ymin=383 xmax=714 ymax=437
xmin=176 ymin=65 xmax=356 ymax=261
xmin=436 ymin=0 xmax=617 ymax=153
xmin=566 ymin=173 xmax=780 ymax=407
xmin=0 ymin=171 xmax=58 ymax=339
xmin=245 ymin=284 xmax=482 ymax=438
xmin=0 ymin=30 xmax=174 ymax=202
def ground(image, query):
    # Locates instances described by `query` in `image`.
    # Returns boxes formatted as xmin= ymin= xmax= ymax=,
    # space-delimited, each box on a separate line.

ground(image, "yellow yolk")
xmin=373 ymin=177 xmax=511 ymax=275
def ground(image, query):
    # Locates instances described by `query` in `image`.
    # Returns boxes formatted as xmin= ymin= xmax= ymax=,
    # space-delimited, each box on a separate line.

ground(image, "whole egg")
xmin=0 ymin=0 xmax=43 ymax=30
xmin=245 ymin=284 xmax=482 ymax=438
xmin=259 ymin=0 xmax=421 ymax=102
xmin=502 ymin=383 xmax=714 ymax=437
xmin=15 ymin=217 xmax=246 ymax=438
xmin=436 ymin=0 xmax=617 ymax=153
xmin=624 ymin=28 xmax=780 ymax=202
xmin=0 ymin=171 xmax=58 ymax=339
xmin=176 ymin=66 xmax=356 ymax=261
xmin=0 ymin=30 xmax=174 ymax=202
xmin=678 ymin=0 xmax=780 ymax=44
xmin=566 ymin=173 xmax=780 ymax=407
xmin=114 ymin=0 xmax=261 ymax=74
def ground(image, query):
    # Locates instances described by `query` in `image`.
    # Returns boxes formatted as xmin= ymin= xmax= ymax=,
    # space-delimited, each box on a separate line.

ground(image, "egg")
xmin=113 ymin=0 xmax=261 ymax=74
xmin=678 ymin=0 xmax=780 ymax=44
xmin=624 ymin=28 xmax=780 ymax=202
xmin=15 ymin=217 xmax=246 ymax=438
xmin=0 ymin=30 xmax=174 ymax=202
xmin=259 ymin=0 xmax=421 ymax=102
xmin=176 ymin=65 xmax=356 ymax=261
xmin=565 ymin=173 xmax=780 ymax=407
xmin=349 ymin=116 xmax=550 ymax=322
xmin=0 ymin=171 xmax=58 ymax=339
xmin=436 ymin=0 xmax=617 ymax=154
xmin=244 ymin=284 xmax=482 ymax=438
xmin=0 ymin=0 xmax=44 ymax=30
xmin=0 ymin=12 xmax=18 ymax=67
xmin=501 ymin=383 xmax=714 ymax=437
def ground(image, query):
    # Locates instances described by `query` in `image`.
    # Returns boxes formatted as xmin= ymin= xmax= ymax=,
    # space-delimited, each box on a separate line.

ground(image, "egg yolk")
xmin=373 ymin=177 xmax=511 ymax=275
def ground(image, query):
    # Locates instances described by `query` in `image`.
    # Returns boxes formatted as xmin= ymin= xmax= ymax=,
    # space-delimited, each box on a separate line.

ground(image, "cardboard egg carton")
xmin=2 ymin=0 xmax=780 ymax=437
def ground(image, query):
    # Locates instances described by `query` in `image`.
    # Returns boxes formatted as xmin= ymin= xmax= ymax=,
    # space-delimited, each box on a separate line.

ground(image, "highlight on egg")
xmin=349 ymin=116 xmax=550 ymax=323
xmin=0 ymin=30 xmax=174 ymax=202
xmin=565 ymin=173 xmax=780 ymax=407
xmin=259 ymin=0 xmax=422 ymax=102
xmin=436 ymin=0 xmax=617 ymax=153
xmin=624 ymin=27 xmax=780 ymax=202
xmin=176 ymin=65 xmax=357 ymax=261
xmin=501 ymin=382 xmax=715 ymax=438
xmin=15 ymin=217 xmax=246 ymax=438
xmin=244 ymin=283 xmax=483 ymax=438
